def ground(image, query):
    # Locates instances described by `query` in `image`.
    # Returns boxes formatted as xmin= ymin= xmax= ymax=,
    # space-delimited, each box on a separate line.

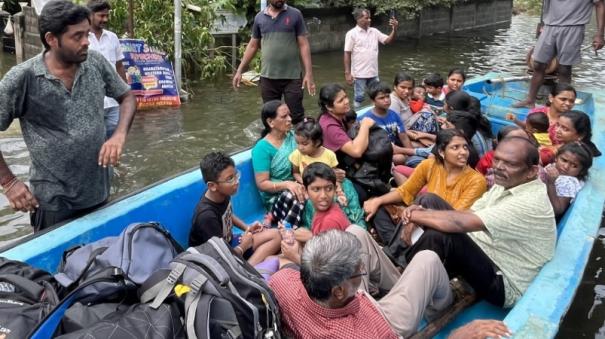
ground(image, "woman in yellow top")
xmin=364 ymin=128 xmax=487 ymax=243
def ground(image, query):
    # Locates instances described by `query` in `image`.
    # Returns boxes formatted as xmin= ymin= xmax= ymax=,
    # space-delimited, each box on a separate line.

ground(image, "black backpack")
xmin=0 ymin=258 xmax=61 ymax=338
xmin=55 ymin=302 xmax=186 ymax=339
xmin=341 ymin=124 xmax=393 ymax=196
xmin=30 ymin=267 xmax=186 ymax=339
xmin=54 ymin=222 xmax=183 ymax=303
xmin=140 ymin=237 xmax=281 ymax=339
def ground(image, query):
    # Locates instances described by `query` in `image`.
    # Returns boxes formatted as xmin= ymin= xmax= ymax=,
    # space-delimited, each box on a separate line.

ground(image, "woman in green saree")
xmin=251 ymin=100 xmax=306 ymax=227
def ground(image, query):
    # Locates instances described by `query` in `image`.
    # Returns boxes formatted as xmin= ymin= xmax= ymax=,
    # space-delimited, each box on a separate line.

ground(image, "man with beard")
xmin=87 ymin=0 xmax=128 ymax=139
xmin=0 ymin=0 xmax=136 ymax=231
xmin=397 ymin=136 xmax=556 ymax=308
xmin=232 ymin=0 xmax=315 ymax=125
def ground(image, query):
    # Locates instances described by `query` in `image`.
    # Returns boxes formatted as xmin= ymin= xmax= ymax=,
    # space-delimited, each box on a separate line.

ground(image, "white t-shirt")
xmin=389 ymin=92 xmax=412 ymax=126
xmin=89 ymin=30 xmax=125 ymax=109
xmin=555 ymin=175 xmax=584 ymax=202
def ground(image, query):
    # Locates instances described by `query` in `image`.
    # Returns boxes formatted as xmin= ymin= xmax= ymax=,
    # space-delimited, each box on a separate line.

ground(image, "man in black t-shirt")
xmin=189 ymin=152 xmax=281 ymax=266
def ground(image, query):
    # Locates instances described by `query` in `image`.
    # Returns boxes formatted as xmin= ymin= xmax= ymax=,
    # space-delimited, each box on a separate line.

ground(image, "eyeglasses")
xmin=348 ymin=271 xmax=368 ymax=280
xmin=347 ymin=261 xmax=367 ymax=280
xmin=214 ymin=170 xmax=241 ymax=185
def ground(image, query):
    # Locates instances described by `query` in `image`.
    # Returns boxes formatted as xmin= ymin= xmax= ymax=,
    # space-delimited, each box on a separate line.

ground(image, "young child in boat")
xmin=189 ymin=151 xmax=281 ymax=266
xmin=423 ymin=73 xmax=445 ymax=111
xmin=358 ymin=81 xmax=415 ymax=165
xmin=276 ymin=163 xmax=352 ymax=266
xmin=302 ymin=163 xmax=351 ymax=235
xmin=409 ymin=86 xmax=427 ymax=114
xmin=525 ymin=111 xmax=552 ymax=147
xmin=343 ymin=109 xmax=358 ymax=132
xmin=542 ymin=142 xmax=593 ymax=219
xmin=289 ymin=117 xmax=348 ymax=206
xmin=407 ymin=85 xmax=439 ymax=144
xmin=389 ymin=71 xmax=414 ymax=124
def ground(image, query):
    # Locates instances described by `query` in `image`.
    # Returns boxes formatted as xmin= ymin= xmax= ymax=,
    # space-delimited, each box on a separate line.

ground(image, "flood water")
xmin=1 ymin=13 xmax=605 ymax=334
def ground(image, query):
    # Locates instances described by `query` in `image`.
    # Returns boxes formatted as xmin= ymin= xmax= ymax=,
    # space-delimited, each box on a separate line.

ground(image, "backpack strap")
xmin=181 ymin=250 xmax=241 ymax=296
xmin=0 ymin=274 xmax=44 ymax=301
xmin=184 ymin=275 xmax=209 ymax=339
xmin=150 ymin=222 xmax=185 ymax=253
xmin=193 ymin=294 xmax=242 ymax=339
xmin=66 ymin=246 xmax=109 ymax=288
xmin=149 ymin=262 xmax=186 ymax=309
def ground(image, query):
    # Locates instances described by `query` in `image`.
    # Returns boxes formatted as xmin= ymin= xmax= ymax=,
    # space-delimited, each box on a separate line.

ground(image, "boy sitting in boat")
xmin=423 ymin=73 xmax=446 ymax=112
xmin=189 ymin=152 xmax=281 ymax=266
xmin=276 ymin=163 xmax=362 ymax=262
xmin=357 ymin=82 xmax=415 ymax=165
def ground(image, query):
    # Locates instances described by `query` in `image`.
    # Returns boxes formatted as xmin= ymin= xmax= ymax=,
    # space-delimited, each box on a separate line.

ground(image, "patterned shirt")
xmin=0 ymin=50 xmax=130 ymax=210
xmin=555 ymin=175 xmax=584 ymax=201
xmin=270 ymin=268 xmax=399 ymax=339
xmin=470 ymin=179 xmax=556 ymax=307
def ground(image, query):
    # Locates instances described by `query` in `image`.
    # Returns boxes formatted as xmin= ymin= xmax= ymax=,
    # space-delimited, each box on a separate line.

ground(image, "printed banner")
xmin=120 ymin=39 xmax=181 ymax=110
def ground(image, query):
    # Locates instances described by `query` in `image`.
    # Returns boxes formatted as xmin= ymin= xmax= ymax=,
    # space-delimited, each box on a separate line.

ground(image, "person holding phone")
xmin=344 ymin=8 xmax=398 ymax=108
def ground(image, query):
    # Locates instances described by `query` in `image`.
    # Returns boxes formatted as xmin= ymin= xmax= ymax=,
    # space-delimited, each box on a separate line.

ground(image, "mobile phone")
xmin=390 ymin=9 xmax=396 ymax=19
xmin=410 ymin=227 xmax=424 ymax=245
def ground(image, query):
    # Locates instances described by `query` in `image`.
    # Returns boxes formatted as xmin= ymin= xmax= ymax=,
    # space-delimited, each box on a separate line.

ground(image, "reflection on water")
xmin=1 ymin=13 xmax=605 ymax=333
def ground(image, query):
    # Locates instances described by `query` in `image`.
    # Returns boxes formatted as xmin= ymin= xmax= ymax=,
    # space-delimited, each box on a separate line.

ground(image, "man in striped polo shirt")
xmin=233 ymin=0 xmax=315 ymax=124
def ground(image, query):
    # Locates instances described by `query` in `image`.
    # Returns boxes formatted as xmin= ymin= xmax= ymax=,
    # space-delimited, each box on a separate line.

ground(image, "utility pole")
xmin=127 ymin=0 xmax=134 ymax=37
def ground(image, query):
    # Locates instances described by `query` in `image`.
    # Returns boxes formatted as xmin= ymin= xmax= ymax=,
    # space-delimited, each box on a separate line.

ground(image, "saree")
xmin=259 ymin=131 xmax=298 ymax=210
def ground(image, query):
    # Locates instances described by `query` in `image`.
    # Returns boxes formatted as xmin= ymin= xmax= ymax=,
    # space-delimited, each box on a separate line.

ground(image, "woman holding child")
xmin=508 ymin=83 xmax=577 ymax=145
xmin=251 ymin=100 xmax=306 ymax=227
xmin=318 ymin=83 xmax=380 ymax=202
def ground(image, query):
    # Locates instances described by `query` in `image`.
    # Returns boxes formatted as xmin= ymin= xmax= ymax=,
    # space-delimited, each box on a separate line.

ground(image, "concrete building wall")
xmin=303 ymin=0 xmax=513 ymax=53
xmin=13 ymin=6 xmax=43 ymax=63
xmin=12 ymin=0 xmax=513 ymax=63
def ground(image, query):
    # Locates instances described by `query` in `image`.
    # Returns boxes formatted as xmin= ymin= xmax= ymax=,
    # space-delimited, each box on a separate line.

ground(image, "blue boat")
xmin=1 ymin=72 xmax=603 ymax=337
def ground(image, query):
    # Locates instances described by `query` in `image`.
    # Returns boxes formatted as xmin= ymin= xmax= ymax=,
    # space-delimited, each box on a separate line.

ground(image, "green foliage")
xmin=107 ymin=0 xmax=237 ymax=80
xmin=349 ymin=0 xmax=458 ymax=17
xmin=266 ymin=0 xmax=459 ymax=17
xmin=513 ymin=0 xmax=542 ymax=15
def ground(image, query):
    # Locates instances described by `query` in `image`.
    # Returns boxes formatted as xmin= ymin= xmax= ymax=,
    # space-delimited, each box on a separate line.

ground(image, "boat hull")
xmin=1 ymin=72 xmax=603 ymax=338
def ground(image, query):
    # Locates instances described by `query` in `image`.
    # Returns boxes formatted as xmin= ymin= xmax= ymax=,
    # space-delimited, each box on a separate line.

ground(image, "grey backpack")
xmin=140 ymin=238 xmax=281 ymax=339
xmin=54 ymin=222 xmax=183 ymax=301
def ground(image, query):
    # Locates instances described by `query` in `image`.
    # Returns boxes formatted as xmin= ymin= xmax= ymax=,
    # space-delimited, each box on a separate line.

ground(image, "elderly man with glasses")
xmin=270 ymin=228 xmax=453 ymax=338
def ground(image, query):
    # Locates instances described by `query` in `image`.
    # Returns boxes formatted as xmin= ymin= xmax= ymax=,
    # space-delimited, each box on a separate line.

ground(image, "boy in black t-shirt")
xmin=189 ymin=152 xmax=281 ymax=265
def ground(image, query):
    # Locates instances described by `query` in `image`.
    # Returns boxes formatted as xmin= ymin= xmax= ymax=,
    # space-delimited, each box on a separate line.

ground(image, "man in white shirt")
xmin=344 ymin=8 xmax=398 ymax=108
xmin=87 ymin=0 xmax=128 ymax=139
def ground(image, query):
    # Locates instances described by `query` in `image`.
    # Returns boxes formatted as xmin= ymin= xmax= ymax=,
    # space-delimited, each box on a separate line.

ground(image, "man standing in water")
xmin=514 ymin=0 xmax=604 ymax=108
xmin=87 ymin=0 xmax=128 ymax=139
xmin=232 ymin=0 xmax=315 ymax=125
xmin=0 ymin=1 xmax=136 ymax=231
xmin=344 ymin=8 xmax=398 ymax=108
